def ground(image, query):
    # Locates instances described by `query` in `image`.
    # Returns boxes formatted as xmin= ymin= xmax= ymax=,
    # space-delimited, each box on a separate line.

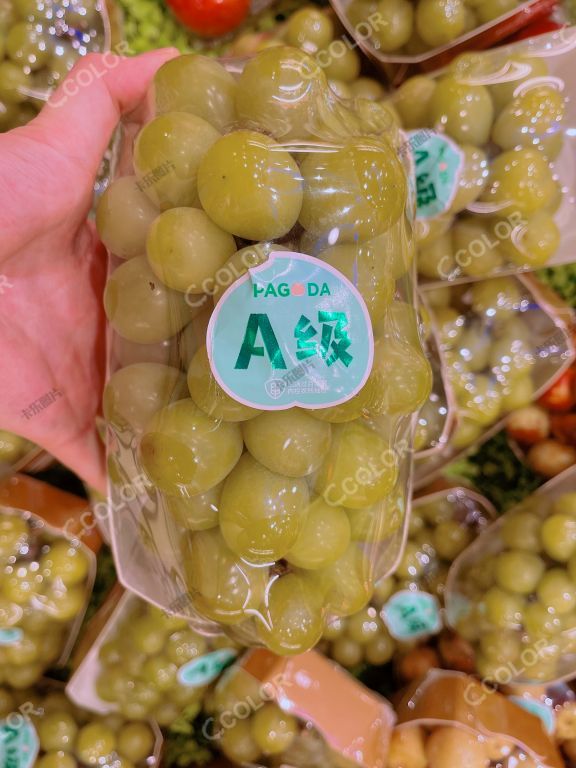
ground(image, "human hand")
xmin=0 ymin=48 xmax=177 ymax=493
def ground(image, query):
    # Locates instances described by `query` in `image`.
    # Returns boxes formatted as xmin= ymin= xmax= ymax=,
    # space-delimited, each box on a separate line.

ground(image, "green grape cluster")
xmin=98 ymin=46 xmax=431 ymax=655
xmin=0 ymin=429 xmax=34 ymax=470
xmin=0 ymin=512 xmax=92 ymax=688
xmin=450 ymin=491 xmax=576 ymax=683
xmin=0 ymin=686 xmax=157 ymax=768
xmin=427 ymin=277 xmax=540 ymax=450
xmin=389 ymin=54 xmax=564 ymax=280
xmin=95 ymin=598 xmax=239 ymax=726
xmin=322 ymin=491 xmax=489 ymax=669
xmin=0 ymin=0 xmax=105 ymax=132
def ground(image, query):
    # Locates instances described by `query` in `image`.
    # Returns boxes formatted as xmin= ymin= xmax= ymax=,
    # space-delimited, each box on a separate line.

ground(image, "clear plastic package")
xmin=445 ymin=466 xmax=576 ymax=684
xmin=99 ymin=46 xmax=432 ymax=654
xmin=0 ymin=430 xmax=52 ymax=480
xmin=414 ymin=274 xmax=575 ymax=488
xmin=0 ymin=474 xmax=99 ymax=689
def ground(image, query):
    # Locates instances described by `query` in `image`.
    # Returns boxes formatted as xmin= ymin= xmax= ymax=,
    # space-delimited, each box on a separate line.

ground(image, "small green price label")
xmin=408 ymin=131 xmax=463 ymax=220
xmin=177 ymin=649 xmax=238 ymax=688
xmin=0 ymin=629 xmax=22 ymax=646
xmin=382 ymin=590 xmax=442 ymax=640
xmin=0 ymin=717 xmax=39 ymax=768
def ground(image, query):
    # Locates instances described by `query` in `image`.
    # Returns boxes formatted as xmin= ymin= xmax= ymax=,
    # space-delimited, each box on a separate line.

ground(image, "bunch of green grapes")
xmin=426 ymin=277 xmax=544 ymax=450
xmin=0 ymin=0 xmax=106 ymax=132
xmin=0 ymin=429 xmax=34 ymax=472
xmin=98 ymin=46 xmax=431 ymax=655
xmin=95 ymin=598 xmax=239 ymax=725
xmin=0 ymin=686 xmax=157 ymax=768
xmin=322 ymin=491 xmax=489 ymax=668
xmin=0 ymin=512 xmax=93 ymax=688
xmin=346 ymin=0 xmax=523 ymax=57
xmin=388 ymin=52 xmax=564 ymax=280
xmin=448 ymin=491 xmax=576 ymax=683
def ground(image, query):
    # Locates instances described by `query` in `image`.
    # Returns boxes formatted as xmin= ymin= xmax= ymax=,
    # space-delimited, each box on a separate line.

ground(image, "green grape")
xmin=367 ymin=338 xmax=432 ymax=416
xmin=197 ymin=129 xmax=303 ymax=241
xmin=458 ymin=374 xmax=502 ymax=427
xmin=0 ymin=61 xmax=31 ymax=104
xmin=243 ymin=410 xmax=331 ymax=478
xmin=315 ymin=421 xmax=398 ymax=509
xmin=552 ymin=494 xmax=576 ymax=517
xmin=328 ymin=79 xmax=352 ymax=100
xmin=350 ymin=78 xmax=385 ymax=101
xmin=0 ymin=514 xmax=28 ymax=559
xmin=429 ymin=76 xmax=493 ymax=145
xmin=432 ymin=520 xmax=472 ymax=561
xmin=130 ymin=614 xmax=168 ymax=655
xmin=323 ymin=615 xmax=345 ymax=640
xmin=220 ymin=719 xmax=261 ymax=764
xmin=2 ymin=565 xmax=40 ymax=604
xmin=164 ymin=482 xmax=221 ymax=531
xmin=139 ymin=398 xmax=243 ymax=497
xmin=6 ymin=633 xmax=41 ymax=665
xmin=331 ymin=635 xmax=363 ymax=666
xmin=370 ymin=0 xmax=413 ymax=51
xmin=308 ymin=385 xmax=371 ymax=423
xmin=39 ymin=541 xmax=89 ymax=587
xmin=35 ymin=753 xmax=76 ymax=768
xmin=154 ymin=54 xmax=237 ymax=132
xmin=164 ymin=628 xmax=207 ymax=664
xmin=501 ymin=511 xmax=541 ymax=552
xmin=75 ymin=723 xmax=117 ymax=766
xmin=42 ymin=584 xmax=87 ymax=621
xmin=482 ymin=586 xmax=524 ymax=629
xmin=6 ymin=22 xmax=50 ymax=70
xmin=365 ymin=632 xmax=395 ymax=664
xmin=250 ymin=703 xmax=298 ymax=755
xmin=540 ymin=514 xmax=576 ymax=562
xmin=479 ymin=148 xmax=557 ymax=215
xmin=219 ymin=453 xmax=309 ymax=564
xmin=153 ymin=700 xmax=182 ymax=727
xmin=462 ymin=5 xmax=477 ymax=30
xmin=495 ymin=550 xmax=545 ymax=594
xmin=37 ymin=712 xmax=78 ymax=753
xmin=347 ymin=0 xmax=377 ymax=28
xmin=147 ymin=206 xmax=236 ymax=293
xmin=133 ymin=112 xmax=221 ymax=210
xmin=417 ymin=232 xmax=455 ymax=280
xmin=211 ymin=242 xmax=285 ymax=304
xmin=393 ymin=76 xmax=436 ymax=129
xmin=449 ymin=146 xmax=489 ymax=214
xmin=489 ymin=57 xmax=549 ymax=113
xmin=456 ymin=323 xmax=491 ymax=371
xmin=499 ymin=211 xmax=560 ymax=268
xmin=372 ymin=577 xmax=396 ymax=608
xmin=479 ymin=630 xmax=521 ymax=663
xmin=453 ymin=217 xmax=505 ymax=278
xmin=433 ymin=307 xmax=465 ymax=347
xmin=501 ymin=374 xmax=534 ymax=411
xmin=0 ymin=687 xmax=15 ymax=717
xmin=416 ymin=0 xmax=465 ymax=46
xmin=235 ymin=46 xmax=328 ymax=141
xmin=523 ymin=602 xmax=562 ymax=636
xmin=537 ymin=569 xmax=576 ymax=615
xmin=285 ymin=496 xmax=350 ymax=569
xmin=346 ymin=606 xmax=381 ymax=644
xmin=104 ymin=363 xmax=188 ymax=432
xmin=5 ymin=662 xmax=43 ymax=688
xmin=95 ymin=666 xmax=134 ymax=702
xmin=364 ymin=217 xmax=415 ymax=280
xmin=476 ymin=0 xmax=516 ymax=20
xmin=318 ymin=243 xmax=394 ymax=323
xmin=284 ymin=7 xmax=334 ymax=52
xmin=257 ymin=572 xmax=324 ymax=654
xmin=395 ymin=540 xmax=428 ymax=579
xmin=311 ymin=544 xmax=373 ymax=616
xmin=187 ymin=346 xmax=261 ymax=423
xmin=96 ymin=175 xmax=159 ymax=260
xmin=492 ymin=86 xmax=565 ymax=151
xmin=470 ymin=277 xmax=522 ymax=320
xmin=49 ymin=48 xmax=79 ymax=83
xmin=319 ymin=45 xmax=361 ymax=83
xmin=490 ymin=335 xmax=534 ymax=383
xmin=141 ymin=655 xmax=178 ymax=691
xmin=185 ymin=528 xmax=267 ymax=624
xmin=104 ymin=257 xmax=191 ymax=344
xmin=299 ymin=137 xmax=407 ymax=242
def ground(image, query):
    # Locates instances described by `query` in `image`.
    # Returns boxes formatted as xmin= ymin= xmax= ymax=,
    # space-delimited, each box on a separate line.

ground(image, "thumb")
xmin=23 ymin=48 xmax=178 ymax=177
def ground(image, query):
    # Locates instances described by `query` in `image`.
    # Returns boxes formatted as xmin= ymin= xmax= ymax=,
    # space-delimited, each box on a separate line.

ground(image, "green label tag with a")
xmin=409 ymin=131 xmax=463 ymax=220
xmin=508 ymin=696 xmax=556 ymax=734
xmin=207 ymin=251 xmax=374 ymax=411
xmin=177 ymin=649 xmax=237 ymax=688
xmin=0 ymin=717 xmax=39 ymax=768
xmin=382 ymin=590 xmax=442 ymax=640
xmin=0 ymin=629 xmax=22 ymax=646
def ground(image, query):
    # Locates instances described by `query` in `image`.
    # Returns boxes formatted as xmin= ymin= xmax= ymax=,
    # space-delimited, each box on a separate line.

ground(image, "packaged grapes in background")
xmin=0 ymin=430 xmax=52 ymax=480
xmin=99 ymin=45 xmax=431 ymax=654
xmin=0 ymin=680 xmax=163 ymax=768
xmin=0 ymin=0 xmax=110 ymax=132
xmin=390 ymin=669 xmax=564 ymax=768
xmin=384 ymin=29 xmax=576 ymax=283
xmin=445 ymin=465 xmax=576 ymax=685
xmin=320 ymin=486 xmax=495 ymax=670
xmin=67 ymin=588 xmax=243 ymax=727
xmin=202 ymin=647 xmax=395 ymax=767
xmin=0 ymin=474 xmax=99 ymax=689
xmin=414 ymin=274 xmax=575 ymax=488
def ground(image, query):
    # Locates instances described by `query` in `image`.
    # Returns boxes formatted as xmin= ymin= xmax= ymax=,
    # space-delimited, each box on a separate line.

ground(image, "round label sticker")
xmin=408 ymin=131 xmax=464 ymax=220
xmin=382 ymin=590 xmax=442 ymax=641
xmin=0 ymin=629 xmax=23 ymax=646
xmin=177 ymin=649 xmax=237 ymax=688
xmin=508 ymin=696 xmax=556 ymax=734
xmin=207 ymin=251 xmax=374 ymax=411
xmin=0 ymin=717 xmax=39 ymax=768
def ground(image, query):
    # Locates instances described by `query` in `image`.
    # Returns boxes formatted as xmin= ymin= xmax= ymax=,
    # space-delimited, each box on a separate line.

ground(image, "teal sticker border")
xmin=408 ymin=131 xmax=464 ymax=221
xmin=0 ymin=717 xmax=39 ymax=768
xmin=177 ymin=648 xmax=238 ymax=688
xmin=382 ymin=589 xmax=442 ymax=641
xmin=0 ymin=629 xmax=23 ymax=646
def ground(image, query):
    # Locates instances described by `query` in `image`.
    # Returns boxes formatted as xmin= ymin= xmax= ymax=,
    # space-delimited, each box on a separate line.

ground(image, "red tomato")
xmin=166 ymin=0 xmax=250 ymax=37
xmin=538 ymin=368 xmax=576 ymax=412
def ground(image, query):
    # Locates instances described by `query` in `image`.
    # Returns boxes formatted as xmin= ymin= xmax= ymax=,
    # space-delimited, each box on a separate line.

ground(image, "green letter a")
xmin=234 ymin=314 xmax=287 ymax=370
